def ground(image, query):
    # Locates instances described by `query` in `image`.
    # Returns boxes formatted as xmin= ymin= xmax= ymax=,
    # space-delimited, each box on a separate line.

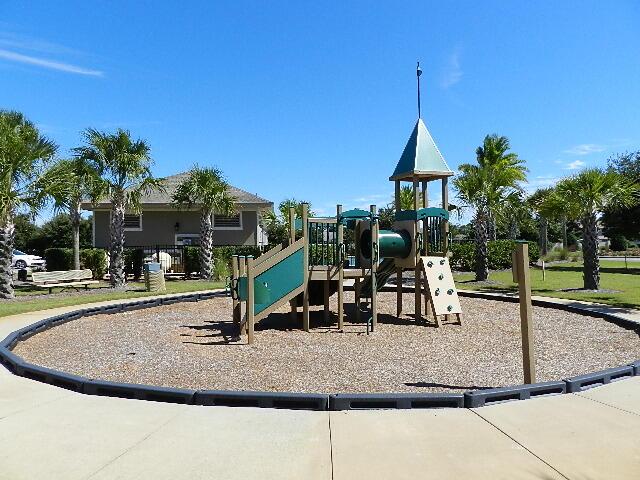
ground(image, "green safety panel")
xmin=395 ymin=207 xmax=449 ymax=222
xmin=238 ymin=249 xmax=305 ymax=315
xmin=339 ymin=208 xmax=371 ymax=224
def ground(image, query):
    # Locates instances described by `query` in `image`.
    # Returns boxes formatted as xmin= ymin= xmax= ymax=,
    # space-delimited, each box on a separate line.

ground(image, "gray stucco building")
xmin=83 ymin=172 xmax=272 ymax=248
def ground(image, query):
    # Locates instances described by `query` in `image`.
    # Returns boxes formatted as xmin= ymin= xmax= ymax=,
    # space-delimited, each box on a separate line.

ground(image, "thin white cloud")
xmin=564 ymin=159 xmax=586 ymax=170
xmin=440 ymin=48 xmax=463 ymax=89
xmin=563 ymin=143 xmax=605 ymax=155
xmin=0 ymin=32 xmax=81 ymax=56
xmin=0 ymin=48 xmax=102 ymax=76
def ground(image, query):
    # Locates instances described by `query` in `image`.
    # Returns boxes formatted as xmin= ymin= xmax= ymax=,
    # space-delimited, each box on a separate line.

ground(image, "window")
xmin=175 ymin=234 xmax=200 ymax=246
xmin=213 ymin=213 xmax=242 ymax=230
xmin=124 ymin=214 xmax=142 ymax=231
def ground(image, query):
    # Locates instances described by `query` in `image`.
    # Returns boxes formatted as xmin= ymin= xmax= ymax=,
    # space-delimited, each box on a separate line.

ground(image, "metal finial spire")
xmin=416 ymin=61 xmax=423 ymax=119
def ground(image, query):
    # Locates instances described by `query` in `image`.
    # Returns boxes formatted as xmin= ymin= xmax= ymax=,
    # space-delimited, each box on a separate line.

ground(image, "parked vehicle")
xmin=12 ymin=249 xmax=46 ymax=270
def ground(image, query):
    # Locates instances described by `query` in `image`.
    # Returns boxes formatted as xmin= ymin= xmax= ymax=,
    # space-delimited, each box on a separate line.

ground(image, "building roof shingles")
xmin=83 ymin=172 xmax=272 ymax=209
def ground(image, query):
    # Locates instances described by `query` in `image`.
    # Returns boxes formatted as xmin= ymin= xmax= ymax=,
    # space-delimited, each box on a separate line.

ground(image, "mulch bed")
xmin=14 ymin=293 xmax=640 ymax=394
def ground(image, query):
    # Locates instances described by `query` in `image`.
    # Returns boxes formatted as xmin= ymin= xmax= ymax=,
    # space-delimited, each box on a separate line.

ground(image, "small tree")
xmin=261 ymin=199 xmax=314 ymax=246
xmin=47 ymin=158 xmax=103 ymax=269
xmin=453 ymin=134 xmax=527 ymax=281
xmin=556 ymin=168 xmax=639 ymax=289
xmin=74 ymin=129 xmax=163 ymax=288
xmin=0 ymin=111 xmax=59 ymax=298
xmin=172 ymin=166 xmax=236 ymax=280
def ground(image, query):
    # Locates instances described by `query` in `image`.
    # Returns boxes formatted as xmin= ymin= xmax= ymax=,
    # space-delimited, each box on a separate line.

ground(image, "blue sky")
xmin=1 ymin=1 xmax=639 ymax=221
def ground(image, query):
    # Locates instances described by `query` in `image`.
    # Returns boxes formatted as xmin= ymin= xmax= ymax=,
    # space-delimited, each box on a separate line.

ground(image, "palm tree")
xmin=0 ymin=110 xmax=58 ymax=299
xmin=74 ymin=129 xmax=162 ymax=288
xmin=527 ymin=188 xmax=552 ymax=255
xmin=502 ymin=191 xmax=530 ymax=240
xmin=47 ymin=158 xmax=103 ymax=270
xmin=555 ymin=168 xmax=639 ymax=290
xmin=453 ymin=134 xmax=527 ymax=281
xmin=528 ymin=187 xmax=569 ymax=254
xmin=172 ymin=166 xmax=236 ymax=280
xmin=399 ymin=185 xmax=424 ymax=210
xmin=261 ymin=199 xmax=314 ymax=246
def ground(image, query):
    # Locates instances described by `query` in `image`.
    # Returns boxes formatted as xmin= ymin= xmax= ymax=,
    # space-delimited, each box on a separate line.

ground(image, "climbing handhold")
xmin=435 ymin=288 xmax=440 ymax=296
xmin=447 ymin=288 xmax=454 ymax=295
xmin=438 ymin=274 xmax=444 ymax=280
xmin=447 ymin=305 xmax=453 ymax=311
xmin=440 ymin=259 xmax=446 ymax=265
xmin=427 ymin=261 xmax=433 ymax=268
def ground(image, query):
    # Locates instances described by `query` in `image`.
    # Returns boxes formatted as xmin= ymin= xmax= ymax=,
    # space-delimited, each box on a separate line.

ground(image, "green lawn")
xmin=454 ymin=260 xmax=640 ymax=309
xmin=0 ymin=279 xmax=225 ymax=318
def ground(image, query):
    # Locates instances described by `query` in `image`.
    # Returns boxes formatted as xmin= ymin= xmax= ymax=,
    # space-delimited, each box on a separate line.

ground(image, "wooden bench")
xmin=31 ymin=269 xmax=99 ymax=294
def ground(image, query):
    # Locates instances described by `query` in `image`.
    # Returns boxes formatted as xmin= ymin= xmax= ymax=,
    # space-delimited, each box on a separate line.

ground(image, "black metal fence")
xmin=124 ymin=244 xmax=264 ymax=277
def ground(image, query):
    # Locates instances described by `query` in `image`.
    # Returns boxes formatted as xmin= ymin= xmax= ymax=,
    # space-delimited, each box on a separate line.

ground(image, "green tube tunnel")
xmin=360 ymin=228 xmax=412 ymax=260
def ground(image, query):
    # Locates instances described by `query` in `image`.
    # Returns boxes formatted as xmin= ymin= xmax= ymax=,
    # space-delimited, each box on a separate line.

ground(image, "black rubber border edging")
xmin=1 ymin=289 xmax=639 ymax=411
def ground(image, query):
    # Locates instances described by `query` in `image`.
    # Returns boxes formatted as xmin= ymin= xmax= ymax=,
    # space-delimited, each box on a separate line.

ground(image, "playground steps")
xmin=359 ymin=258 xmax=396 ymax=298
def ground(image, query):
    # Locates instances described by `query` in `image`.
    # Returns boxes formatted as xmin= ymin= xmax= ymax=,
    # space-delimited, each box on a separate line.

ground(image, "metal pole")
xmin=416 ymin=61 xmax=422 ymax=119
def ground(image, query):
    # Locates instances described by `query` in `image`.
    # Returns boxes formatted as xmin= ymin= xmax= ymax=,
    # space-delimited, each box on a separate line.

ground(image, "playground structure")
xmin=231 ymin=109 xmax=463 ymax=343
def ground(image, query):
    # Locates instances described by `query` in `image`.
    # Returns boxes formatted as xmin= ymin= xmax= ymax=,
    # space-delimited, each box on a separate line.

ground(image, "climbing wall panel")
xmin=419 ymin=256 xmax=462 ymax=315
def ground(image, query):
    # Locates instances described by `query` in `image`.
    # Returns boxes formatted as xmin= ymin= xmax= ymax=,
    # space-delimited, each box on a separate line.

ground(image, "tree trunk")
xmin=509 ymin=216 xmax=519 ymax=240
xmin=487 ymin=214 xmax=497 ymax=241
xmin=474 ymin=210 xmax=489 ymax=281
xmin=539 ymin=217 xmax=548 ymax=255
xmin=109 ymin=197 xmax=126 ymax=288
xmin=561 ymin=216 xmax=568 ymax=250
xmin=0 ymin=214 xmax=15 ymax=299
xmin=200 ymin=209 xmax=214 ymax=280
xmin=582 ymin=212 xmax=600 ymax=290
xmin=71 ymin=202 xmax=81 ymax=270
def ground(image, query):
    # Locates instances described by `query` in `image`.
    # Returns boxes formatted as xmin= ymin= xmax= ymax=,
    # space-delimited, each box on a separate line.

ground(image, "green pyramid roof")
xmin=389 ymin=118 xmax=453 ymax=181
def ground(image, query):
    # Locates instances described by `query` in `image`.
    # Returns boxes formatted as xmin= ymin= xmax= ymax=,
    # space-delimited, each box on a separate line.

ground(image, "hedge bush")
xmin=44 ymin=248 xmax=73 ymax=271
xmin=124 ymin=248 xmax=145 ymax=280
xmin=184 ymin=246 xmax=200 ymax=277
xmin=610 ymin=234 xmax=628 ymax=252
xmin=450 ymin=240 xmax=539 ymax=272
xmin=80 ymin=249 xmax=107 ymax=279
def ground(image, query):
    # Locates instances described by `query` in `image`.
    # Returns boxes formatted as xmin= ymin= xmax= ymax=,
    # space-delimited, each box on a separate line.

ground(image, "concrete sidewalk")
xmin=1 ymin=294 xmax=640 ymax=479
xmin=1 ymin=372 xmax=639 ymax=479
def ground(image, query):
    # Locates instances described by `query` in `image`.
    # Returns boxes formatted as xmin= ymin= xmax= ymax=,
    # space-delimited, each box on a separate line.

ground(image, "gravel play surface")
xmin=14 ymin=293 xmax=640 ymax=393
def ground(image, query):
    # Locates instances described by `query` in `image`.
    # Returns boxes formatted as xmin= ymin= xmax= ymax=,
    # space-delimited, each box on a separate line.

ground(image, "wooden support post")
xmin=289 ymin=206 xmax=298 ymax=320
xmin=238 ymin=256 xmax=246 ymax=332
xmin=413 ymin=179 xmax=421 ymax=321
xmin=514 ymin=242 xmax=536 ymax=384
xmin=370 ymin=204 xmax=378 ymax=330
xmin=355 ymin=277 xmax=361 ymax=323
xmin=302 ymin=203 xmax=310 ymax=332
xmin=337 ymin=204 xmax=344 ymax=330
xmin=232 ymin=255 xmax=240 ymax=325
xmin=246 ymin=256 xmax=255 ymax=345
xmin=421 ymin=180 xmax=428 ymax=255
xmin=396 ymin=267 xmax=403 ymax=316
xmin=441 ymin=177 xmax=449 ymax=253
xmin=324 ymin=272 xmax=330 ymax=323
xmin=395 ymin=180 xmax=401 ymax=212
xmin=289 ymin=206 xmax=296 ymax=244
